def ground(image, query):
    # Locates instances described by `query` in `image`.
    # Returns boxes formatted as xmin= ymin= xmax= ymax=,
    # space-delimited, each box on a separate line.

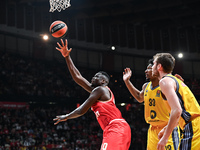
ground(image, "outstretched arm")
xmin=123 ymin=68 xmax=145 ymax=103
xmin=53 ymin=86 xmax=103 ymax=125
xmin=56 ymin=39 xmax=93 ymax=93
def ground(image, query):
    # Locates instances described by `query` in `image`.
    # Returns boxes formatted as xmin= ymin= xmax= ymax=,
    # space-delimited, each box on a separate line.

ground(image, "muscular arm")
xmin=157 ymin=77 xmax=182 ymax=149
xmin=123 ymin=68 xmax=145 ymax=103
xmin=65 ymin=55 xmax=93 ymax=93
xmin=54 ymin=86 xmax=104 ymax=125
xmin=124 ymin=80 xmax=146 ymax=103
xmin=56 ymin=39 xmax=93 ymax=93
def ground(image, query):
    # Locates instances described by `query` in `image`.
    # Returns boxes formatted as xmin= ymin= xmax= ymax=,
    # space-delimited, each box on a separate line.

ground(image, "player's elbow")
xmin=174 ymin=107 xmax=182 ymax=119
xmin=76 ymin=110 xmax=83 ymax=116
xmin=73 ymin=75 xmax=83 ymax=84
xmin=137 ymin=98 xmax=144 ymax=103
xmin=135 ymin=96 xmax=144 ymax=103
xmin=77 ymin=107 xmax=87 ymax=116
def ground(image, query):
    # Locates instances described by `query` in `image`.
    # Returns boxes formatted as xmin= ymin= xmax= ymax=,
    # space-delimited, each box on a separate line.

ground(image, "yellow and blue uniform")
xmin=144 ymin=82 xmax=180 ymax=150
xmin=164 ymin=74 xmax=200 ymax=150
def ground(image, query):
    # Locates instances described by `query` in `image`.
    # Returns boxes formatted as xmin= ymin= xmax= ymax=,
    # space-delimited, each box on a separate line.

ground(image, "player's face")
xmin=91 ymin=73 xmax=104 ymax=87
xmin=152 ymin=58 xmax=159 ymax=77
xmin=145 ymin=64 xmax=153 ymax=80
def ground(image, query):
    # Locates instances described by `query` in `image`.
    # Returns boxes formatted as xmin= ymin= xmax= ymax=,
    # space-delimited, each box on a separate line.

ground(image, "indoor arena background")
xmin=1 ymin=0 xmax=200 ymax=149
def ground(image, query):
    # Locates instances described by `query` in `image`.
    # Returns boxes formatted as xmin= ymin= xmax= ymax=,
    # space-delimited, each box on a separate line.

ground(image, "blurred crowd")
xmin=0 ymin=52 xmax=148 ymax=150
xmin=0 ymin=103 xmax=147 ymax=150
xmin=1 ymin=52 xmax=199 ymax=101
xmin=0 ymin=53 xmax=81 ymax=98
xmin=0 ymin=53 xmax=136 ymax=101
xmin=0 ymin=52 xmax=200 ymax=149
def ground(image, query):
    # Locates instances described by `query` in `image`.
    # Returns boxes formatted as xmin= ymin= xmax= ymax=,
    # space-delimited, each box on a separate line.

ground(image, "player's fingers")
xmin=158 ymin=134 xmax=161 ymax=140
xmin=157 ymin=145 xmax=160 ymax=150
xmin=64 ymin=39 xmax=68 ymax=49
xmin=68 ymin=48 xmax=72 ymax=52
xmin=56 ymin=47 xmax=61 ymax=51
xmin=124 ymin=69 xmax=127 ymax=74
xmin=65 ymin=39 xmax=68 ymax=46
xmin=53 ymin=117 xmax=58 ymax=121
xmin=175 ymin=74 xmax=180 ymax=78
xmin=127 ymin=69 xmax=130 ymax=74
xmin=126 ymin=68 xmax=130 ymax=74
xmin=175 ymin=74 xmax=184 ymax=81
xmin=129 ymin=69 xmax=132 ymax=74
xmin=61 ymin=39 xmax=64 ymax=47
xmin=57 ymin=42 xmax=62 ymax=49
xmin=123 ymin=68 xmax=126 ymax=73
xmin=53 ymin=115 xmax=62 ymax=120
xmin=54 ymin=120 xmax=60 ymax=125
xmin=127 ymin=68 xmax=131 ymax=74
xmin=158 ymin=145 xmax=164 ymax=150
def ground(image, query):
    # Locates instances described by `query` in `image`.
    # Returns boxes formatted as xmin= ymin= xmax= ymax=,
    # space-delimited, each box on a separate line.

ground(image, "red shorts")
xmin=101 ymin=119 xmax=131 ymax=150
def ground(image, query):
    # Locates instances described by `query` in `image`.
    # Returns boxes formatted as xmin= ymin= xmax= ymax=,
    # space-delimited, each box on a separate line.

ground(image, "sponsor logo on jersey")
xmin=155 ymin=90 xmax=161 ymax=97
xmin=148 ymin=120 xmax=160 ymax=122
xmin=165 ymin=145 xmax=172 ymax=150
xmin=150 ymin=110 xmax=157 ymax=119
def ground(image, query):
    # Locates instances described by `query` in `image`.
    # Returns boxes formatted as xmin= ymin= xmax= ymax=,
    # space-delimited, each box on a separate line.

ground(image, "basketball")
xmin=49 ymin=20 xmax=68 ymax=38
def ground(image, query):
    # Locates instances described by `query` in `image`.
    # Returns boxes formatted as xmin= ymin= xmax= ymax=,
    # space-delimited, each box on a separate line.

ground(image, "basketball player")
xmin=152 ymin=53 xmax=200 ymax=150
xmin=53 ymin=39 xmax=131 ymax=150
xmin=123 ymin=59 xmax=180 ymax=150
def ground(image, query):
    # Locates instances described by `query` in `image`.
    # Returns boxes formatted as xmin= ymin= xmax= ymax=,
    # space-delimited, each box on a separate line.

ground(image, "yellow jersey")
xmin=164 ymin=74 xmax=200 ymax=130
xmin=144 ymin=82 xmax=170 ymax=126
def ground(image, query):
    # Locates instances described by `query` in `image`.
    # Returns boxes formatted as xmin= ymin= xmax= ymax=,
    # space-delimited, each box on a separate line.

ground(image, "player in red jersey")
xmin=53 ymin=39 xmax=131 ymax=150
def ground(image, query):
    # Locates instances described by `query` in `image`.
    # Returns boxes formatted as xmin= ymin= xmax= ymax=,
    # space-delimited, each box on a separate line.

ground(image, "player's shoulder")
xmin=160 ymin=76 xmax=176 ymax=88
xmin=142 ymin=82 xmax=149 ymax=90
xmin=159 ymin=77 xmax=167 ymax=85
xmin=92 ymin=86 xmax=108 ymax=93
xmin=143 ymin=82 xmax=149 ymax=86
xmin=161 ymin=75 xmax=174 ymax=82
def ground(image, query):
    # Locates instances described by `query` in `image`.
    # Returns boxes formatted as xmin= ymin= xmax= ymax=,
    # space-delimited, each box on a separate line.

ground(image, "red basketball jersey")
xmin=91 ymin=87 xmax=124 ymax=130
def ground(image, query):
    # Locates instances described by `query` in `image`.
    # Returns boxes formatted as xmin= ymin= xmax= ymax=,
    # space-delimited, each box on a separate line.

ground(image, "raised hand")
xmin=56 ymin=39 xmax=72 ymax=58
xmin=123 ymin=68 xmax=132 ymax=82
xmin=53 ymin=114 xmax=68 ymax=125
xmin=174 ymin=74 xmax=184 ymax=82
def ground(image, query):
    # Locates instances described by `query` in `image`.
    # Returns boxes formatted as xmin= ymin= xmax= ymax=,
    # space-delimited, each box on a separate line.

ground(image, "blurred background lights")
xmin=120 ymin=103 xmax=126 ymax=106
xmin=111 ymin=46 xmax=115 ymax=50
xmin=178 ymin=53 xmax=183 ymax=58
xmin=43 ymin=35 xmax=49 ymax=40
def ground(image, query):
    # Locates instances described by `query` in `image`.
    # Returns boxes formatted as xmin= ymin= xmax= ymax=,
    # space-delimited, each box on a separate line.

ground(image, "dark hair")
xmin=148 ymin=58 xmax=154 ymax=66
xmin=153 ymin=53 xmax=175 ymax=73
xmin=98 ymin=71 xmax=110 ymax=82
